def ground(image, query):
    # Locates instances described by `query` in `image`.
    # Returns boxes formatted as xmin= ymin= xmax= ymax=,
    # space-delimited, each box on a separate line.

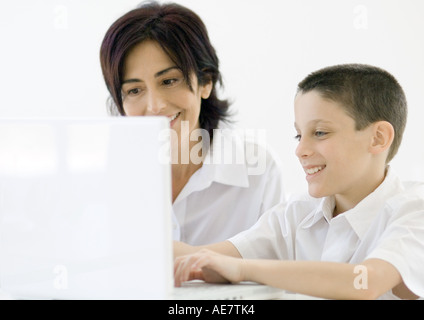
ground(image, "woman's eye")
xmin=127 ymin=88 xmax=142 ymax=96
xmin=294 ymin=134 xmax=301 ymax=141
xmin=163 ymin=79 xmax=178 ymax=86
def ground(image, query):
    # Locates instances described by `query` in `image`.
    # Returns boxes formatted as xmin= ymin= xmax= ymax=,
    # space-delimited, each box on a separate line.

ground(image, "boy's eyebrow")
xmin=309 ymin=119 xmax=333 ymax=126
xmin=122 ymin=66 xmax=180 ymax=85
xmin=294 ymin=119 xmax=334 ymax=129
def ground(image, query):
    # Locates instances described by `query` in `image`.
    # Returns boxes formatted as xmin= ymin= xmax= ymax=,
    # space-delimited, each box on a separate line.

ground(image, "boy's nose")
xmin=295 ymin=138 xmax=314 ymax=159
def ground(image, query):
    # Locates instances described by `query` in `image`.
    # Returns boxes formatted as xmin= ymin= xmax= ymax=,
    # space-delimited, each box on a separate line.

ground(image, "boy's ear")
xmin=369 ymin=121 xmax=395 ymax=156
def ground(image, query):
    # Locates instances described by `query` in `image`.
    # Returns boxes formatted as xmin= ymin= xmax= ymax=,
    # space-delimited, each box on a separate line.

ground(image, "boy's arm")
xmin=244 ymin=258 xmax=404 ymax=300
xmin=173 ymin=240 xmax=242 ymax=259
xmin=174 ymin=249 xmax=410 ymax=300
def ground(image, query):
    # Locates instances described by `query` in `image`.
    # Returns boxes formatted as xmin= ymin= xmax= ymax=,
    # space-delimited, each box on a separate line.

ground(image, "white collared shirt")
xmin=172 ymin=123 xmax=286 ymax=245
xmin=229 ymin=167 xmax=424 ymax=299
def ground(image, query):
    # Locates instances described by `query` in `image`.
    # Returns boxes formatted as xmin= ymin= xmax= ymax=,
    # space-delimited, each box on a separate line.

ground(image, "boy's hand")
xmin=174 ymin=249 xmax=244 ymax=287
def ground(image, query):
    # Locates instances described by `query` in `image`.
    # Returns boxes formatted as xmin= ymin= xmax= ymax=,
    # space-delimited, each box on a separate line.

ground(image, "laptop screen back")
xmin=0 ymin=117 xmax=173 ymax=299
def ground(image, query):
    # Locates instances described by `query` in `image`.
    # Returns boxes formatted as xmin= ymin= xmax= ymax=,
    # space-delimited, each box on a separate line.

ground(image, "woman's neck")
xmin=171 ymin=137 xmax=207 ymax=203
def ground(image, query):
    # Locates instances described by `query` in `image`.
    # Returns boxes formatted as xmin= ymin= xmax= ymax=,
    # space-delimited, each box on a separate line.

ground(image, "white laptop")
xmin=0 ymin=117 xmax=287 ymax=300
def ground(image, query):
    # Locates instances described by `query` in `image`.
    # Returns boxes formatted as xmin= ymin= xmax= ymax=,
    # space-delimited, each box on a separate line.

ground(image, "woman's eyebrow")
xmin=122 ymin=78 xmax=142 ymax=85
xmin=154 ymin=66 xmax=180 ymax=78
xmin=122 ymin=66 xmax=180 ymax=85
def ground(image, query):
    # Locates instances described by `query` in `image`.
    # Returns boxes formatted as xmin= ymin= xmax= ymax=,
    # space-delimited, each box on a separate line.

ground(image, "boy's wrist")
xmin=173 ymin=241 xmax=195 ymax=258
xmin=239 ymin=258 xmax=250 ymax=283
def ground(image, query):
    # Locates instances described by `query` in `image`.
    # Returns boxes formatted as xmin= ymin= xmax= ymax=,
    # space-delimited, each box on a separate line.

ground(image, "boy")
xmin=173 ymin=64 xmax=424 ymax=300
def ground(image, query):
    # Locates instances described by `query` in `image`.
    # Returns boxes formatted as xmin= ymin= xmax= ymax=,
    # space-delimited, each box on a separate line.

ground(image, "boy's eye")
xmin=294 ymin=134 xmax=301 ymax=141
xmin=315 ymin=131 xmax=328 ymax=138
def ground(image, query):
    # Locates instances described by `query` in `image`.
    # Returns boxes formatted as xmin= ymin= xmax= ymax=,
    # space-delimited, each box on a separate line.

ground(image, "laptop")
xmin=0 ymin=117 xmax=287 ymax=300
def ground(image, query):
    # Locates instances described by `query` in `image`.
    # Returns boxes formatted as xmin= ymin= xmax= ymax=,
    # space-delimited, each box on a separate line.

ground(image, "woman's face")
xmin=122 ymin=40 xmax=212 ymax=152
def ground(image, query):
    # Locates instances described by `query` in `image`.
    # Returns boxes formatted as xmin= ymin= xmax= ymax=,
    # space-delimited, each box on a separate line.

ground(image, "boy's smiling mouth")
xmin=304 ymin=165 xmax=326 ymax=176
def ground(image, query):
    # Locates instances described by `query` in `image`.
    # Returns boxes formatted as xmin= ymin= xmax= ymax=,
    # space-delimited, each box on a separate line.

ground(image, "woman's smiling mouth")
xmin=168 ymin=112 xmax=181 ymax=126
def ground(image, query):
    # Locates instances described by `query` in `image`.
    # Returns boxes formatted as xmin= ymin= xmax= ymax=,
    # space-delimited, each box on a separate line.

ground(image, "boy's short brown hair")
xmin=297 ymin=64 xmax=408 ymax=163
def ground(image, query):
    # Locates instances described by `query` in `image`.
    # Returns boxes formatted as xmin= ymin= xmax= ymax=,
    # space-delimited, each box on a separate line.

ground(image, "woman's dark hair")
xmin=297 ymin=64 xmax=408 ymax=163
xmin=100 ymin=1 xmax=231 ymax=137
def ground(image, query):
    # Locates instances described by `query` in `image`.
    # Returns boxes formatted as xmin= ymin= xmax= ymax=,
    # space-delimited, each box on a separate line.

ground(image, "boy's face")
xmin=294 ymin=90 xmax=378 ymax=204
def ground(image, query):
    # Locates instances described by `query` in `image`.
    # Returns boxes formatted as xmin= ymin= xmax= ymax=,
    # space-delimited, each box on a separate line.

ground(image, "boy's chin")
xmin=307 ymin=186 xmax=328 ymax=199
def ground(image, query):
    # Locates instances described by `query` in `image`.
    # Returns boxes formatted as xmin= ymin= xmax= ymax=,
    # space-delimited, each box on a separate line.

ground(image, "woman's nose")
xmin=146 ymin=90 xmax=166 ymax=115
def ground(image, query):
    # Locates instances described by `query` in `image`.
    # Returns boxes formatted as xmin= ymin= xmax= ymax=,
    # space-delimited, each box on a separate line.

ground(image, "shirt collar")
xmin=301 ymin=196 xmax=335 ymax=228
xmin=342 ymin=166 xmax=403 ymax=239
xmin=301 ymin=166 xmax=403 ymax=239
xmin=201 ymin=125 xmax=250 ymax=188
xmin=173 ymin=124 xmax=250 ymax=205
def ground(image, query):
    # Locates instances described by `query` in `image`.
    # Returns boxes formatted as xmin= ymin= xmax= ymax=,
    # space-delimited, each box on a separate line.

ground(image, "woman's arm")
xmin=174 ymin=249 xmax=405 ymax=300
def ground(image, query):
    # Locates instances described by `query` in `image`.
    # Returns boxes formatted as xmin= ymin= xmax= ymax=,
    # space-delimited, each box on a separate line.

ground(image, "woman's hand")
xmin=174 ymin=249 xmax=245 ymax=287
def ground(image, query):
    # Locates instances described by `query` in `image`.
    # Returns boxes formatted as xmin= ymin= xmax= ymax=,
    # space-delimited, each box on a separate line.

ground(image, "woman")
xmin=100 ymin=1 xmax=285 ymax=245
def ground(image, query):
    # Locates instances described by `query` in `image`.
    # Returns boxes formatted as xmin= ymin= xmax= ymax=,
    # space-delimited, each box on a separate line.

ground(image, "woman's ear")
xmin=200 ymin=81 xmax=213 ymax=99
xmin=369 ymin=121 xmax=395 ymax=156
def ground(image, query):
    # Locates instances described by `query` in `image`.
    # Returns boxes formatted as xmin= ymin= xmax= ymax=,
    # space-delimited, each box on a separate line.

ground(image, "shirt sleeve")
xmin=366 ymin=196 xmax=424 ymax=298
xmin=171 ymin=208 xmax=181 ymax=241
xmin=228 ymin=202 xmax=294 ymax=260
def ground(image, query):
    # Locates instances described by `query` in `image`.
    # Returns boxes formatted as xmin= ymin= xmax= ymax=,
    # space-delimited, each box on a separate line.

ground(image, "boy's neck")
xmin=333 ymin=165 xmax=389 ymax=217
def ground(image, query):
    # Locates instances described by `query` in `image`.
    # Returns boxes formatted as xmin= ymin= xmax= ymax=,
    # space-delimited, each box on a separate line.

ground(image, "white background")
xmin=1 ymin=0 xmax=423 ymax=196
